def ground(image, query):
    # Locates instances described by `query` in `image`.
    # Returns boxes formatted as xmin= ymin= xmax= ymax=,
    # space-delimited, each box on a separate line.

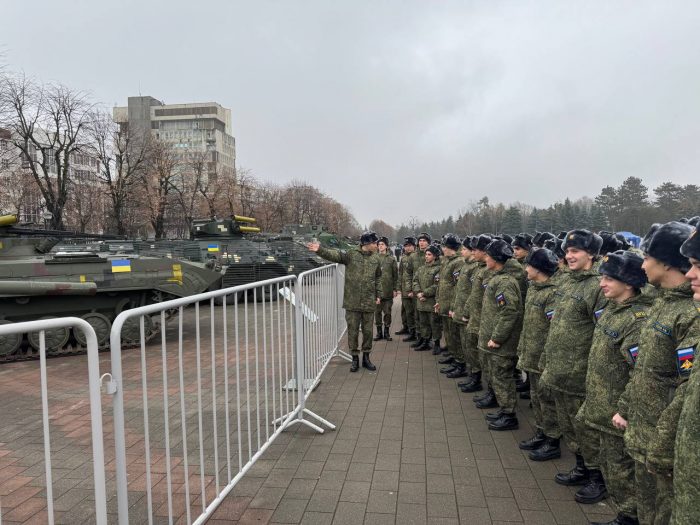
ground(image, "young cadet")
xmin=413 ymin=245 xmax=441 ymax=350
xmin=404 ymin=232 xmax=431 ymax=343
xmin=436 ymin=234 xmax=468 ymax=377
xmin=539 ymin=230 xmax=607 ymax=488
xmin=374 ymin=236 xmax=399 ymax=341
xmin=671 ymin=224 xmax=700 ymax=525
xmin=450 ymin=238 xmax=481 ymax=387
xmin=308 ymin=230 xmax=381 ymax=372
xmin=515 ymin=248 xmax=559 ymax=450
xmin=577 ymin=251 xmax=651 ymax=522
xmin=396 ymin=237 xmax=417 ymax=337
xmin=477 ymin=239 xmax=524 ymax=430
xmin=512 ymin=233 xmax=533 ymax=265
xmin=617 ymin=222 xmax=700 ymax=525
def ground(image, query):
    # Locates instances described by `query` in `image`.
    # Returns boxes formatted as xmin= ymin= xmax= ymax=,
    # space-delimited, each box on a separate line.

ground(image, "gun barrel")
xmin=239 ymin=226 xmax=261 ymax=233
xmin=232 ymin=215 xmax=257 ymax=224
xmin=0 ymin=280 xmax=98 ymax=296
xmin=0 ymin=214 xmax=18 ymax=227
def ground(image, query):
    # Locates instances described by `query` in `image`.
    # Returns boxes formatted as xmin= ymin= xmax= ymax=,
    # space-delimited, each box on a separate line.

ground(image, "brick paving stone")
xmin=270 ymin=498 xmax=309 ymax=523
xmin=301 ymin=511 xmax=334 ymax=525
xmin=339 ymin=480 xmax=370 ymax=503
xmin=458 ymin=505 xmax=493 ymax=525
xmin=363 ymin=512 xmax=395 ymax=525
xmin=487 ymin=496 xmax=523 ymax=522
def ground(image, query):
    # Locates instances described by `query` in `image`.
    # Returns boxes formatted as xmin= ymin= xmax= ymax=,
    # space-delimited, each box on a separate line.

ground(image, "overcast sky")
xmin=3 ymin=1 xmax=700 ymax=227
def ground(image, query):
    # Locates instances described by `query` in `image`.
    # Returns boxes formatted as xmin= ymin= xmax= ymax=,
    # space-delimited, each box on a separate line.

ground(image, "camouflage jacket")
xmin=409 ymin=249 xmax=426 ymax=280
xmin=540 ymin=265 xmax=607 ymax=396
xmin=398 ymin=253 xmax=414 ymax=296
xmin=577 ymin=293 xmax=653 ymax=436
xmin=621 ymin=282 xmax=700 ymax=469
xmin=436 ymin=253 xmax=463 ymax=316
xmin=316 ymin=246 xmax=380 ymax=312
xmin=451 ymin=259 xmax=479 ymax=326
xmin=516 ymin=279 xmax=558 ymax=373
xmin=466 ymin=262 xmax=492 ymax=334
xmin=413 ymin=260 xmax=440 ymax=312
xmin=671 ymin=304 xmax=700 ymax=524
xmin=477 ymin=259 xmax=524 ymax=357
xmin=377 ymin=252 xmax=399 ymax=299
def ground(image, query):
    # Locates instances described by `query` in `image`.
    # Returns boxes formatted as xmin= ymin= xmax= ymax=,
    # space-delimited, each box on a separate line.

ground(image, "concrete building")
xmin=113 ymin=96 xmax=236 ymax=181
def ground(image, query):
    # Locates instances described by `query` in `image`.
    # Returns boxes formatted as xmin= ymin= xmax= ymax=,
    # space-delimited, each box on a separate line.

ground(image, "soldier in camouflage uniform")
xmin=374 ymin=236 xmax=399 ymax=342
xmin=512 ymin=233 xmax=533 ymax=265
xmin=477 ymin=239 xmax=524 ymax=431
xmin=539 ymin=230 xmax=607 ymax=494
xmin=413 ymin=245 xmax=441 ymax=348
xmin=403 ymin=232 xmax=430 ymax=343
xmin=576 ymin=251 xmax=651 ymax=522
xmin=515 ymin=248 xmax=559 ymax=451
xmin=671 ymin=224 xmax=700 ymax=525
xmin=616 ymin=222 xmax=699 ymax=525
xmin=308 ymin=230 xmax=381 ymax=373
xmin=436 ymin=234 xmax=469 ymax=376
xmin=396 ymin=237 xmax=417 ymax=337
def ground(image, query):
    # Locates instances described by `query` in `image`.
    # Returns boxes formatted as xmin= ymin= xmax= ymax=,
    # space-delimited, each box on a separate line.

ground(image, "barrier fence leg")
xmin=334 ymin=265 xmax=352 ymax=362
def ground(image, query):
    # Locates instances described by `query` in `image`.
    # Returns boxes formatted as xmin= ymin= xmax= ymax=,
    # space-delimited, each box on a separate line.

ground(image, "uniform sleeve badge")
xmin=496 ymin=293 xmax=507 ymax=307
xmin=627 ymin=346 xmax=639 ymax=364
xmin=545 ymin=310 xmax=555 ymax=321
xmin=434 ymin=274 xmax=440 ymax=283
xmin=594 ymin=308 xmax=604 ymax=321
xmin=677 ymin=347 xmax=695 ymax=376
xmin=634 ymin=311 xmax=647 ymax=319
xmin=452 ymin=270 xmax=460 ymax=280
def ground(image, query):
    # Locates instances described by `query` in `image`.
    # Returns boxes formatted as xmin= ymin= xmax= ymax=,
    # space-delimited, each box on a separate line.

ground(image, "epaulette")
xmin=633 ymin=310 xmax=647 ymax=320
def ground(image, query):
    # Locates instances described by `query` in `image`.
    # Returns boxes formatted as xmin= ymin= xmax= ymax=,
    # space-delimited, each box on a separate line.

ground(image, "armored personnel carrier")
xmin=0 ymin=214 xmax=223 ymax=360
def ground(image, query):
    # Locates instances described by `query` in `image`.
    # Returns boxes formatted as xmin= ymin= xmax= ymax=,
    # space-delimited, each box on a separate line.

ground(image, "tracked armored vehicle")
xmin=0 ymin=214 xmax=223 ymax=360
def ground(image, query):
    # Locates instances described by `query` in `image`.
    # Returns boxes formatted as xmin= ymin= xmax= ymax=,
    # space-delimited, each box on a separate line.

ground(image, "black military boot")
xmin=519 ymin=429 xmax=546 ymax=450
xmin=446 ymin=363 xmax=469 ymax=378
xmin=515 ymin=374 xmax=530 ymax=392
xmin=488 ymin=412 xmax=519 ymax=431
xmin=350 ymin=355 xmax=360 ymax=372
xmin=591 ymin=513 xmax=639 ymax=525
xmin=475 ymin=388 xmax=498 ymax=409
xmin=362 ymin=352 xmax=376 ymax=371
xmin=473 ymin=385 xmax=492 ymax=402
xmin=373 ymin=327 xmax=384 ymax=341
xmin=485 ymin=409 xmax=504 ymax=421
xmin=554 ymin=454 xmax=589 ymax=486
xmin=528 ymin=437 xmax=561 ymax=461
xmin=459 ymin=371 xmax=482 ymax=393
xmin=440 ymin=364 xmax=458 ymax=374
xmin=438 ymin=355 xmax=455 ymax=365
xmin=395 ymin=326 xmax=409 ymax=335
xmin=574 ymin=469 xmax=608 ymax=504
xmin=384 ymin=327 xmax=393 ymax=341
xmin=402 ymin=329 xmax=417 ymax=342
xmin=410 ymin=337 xmax=425 ymax=349
xmin=431 ymin=339 xmax=443 ymax=355
xmin=415 ymin=339 xmax=432 ymax=351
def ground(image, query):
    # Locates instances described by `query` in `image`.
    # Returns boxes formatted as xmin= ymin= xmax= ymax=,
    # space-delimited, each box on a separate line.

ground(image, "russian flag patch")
xmin=677 ymin=347 xmax=695 ymax=376
xmin=594 ymin=308 xmax=604 ymax=321
xmin=496 ymin=293 xmax=507 ymax=307
xmin=545 ymin=310 xmax=554 ymax=321
xmin=628 ymin=346 xmax=639 ymax=364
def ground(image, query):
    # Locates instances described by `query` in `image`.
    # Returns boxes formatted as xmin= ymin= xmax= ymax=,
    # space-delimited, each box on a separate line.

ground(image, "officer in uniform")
xmin=308 ymin=231 xmax=381 ymax=372
xmin=396 ymin=237 xmax=416 ymax=337
xmin=374 ymin=236 xmax=399 ymax=341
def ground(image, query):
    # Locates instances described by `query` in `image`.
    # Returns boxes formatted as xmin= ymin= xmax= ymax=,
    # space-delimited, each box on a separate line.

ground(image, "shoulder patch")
xmin=452 ymin=270 xmax=460 ymax=279
xmin=434 ymin=274 xmax=440 ymax=283
xmin=594 ymin=308 xmax=604 ymax=321
xmin=653 ymin=321 xmax=673 ymax=337
xmin=677 ymin=347 xmax=695 ymax=376
xmin=496 ymin=293 xmax=507 ymax=307
xmin=634 ymin=311 xmax=647 ymax=319
xmin=628 ymin=346 xmax=639 ymax=364
xmin=545 ymin=309 xmax=555 ymax=321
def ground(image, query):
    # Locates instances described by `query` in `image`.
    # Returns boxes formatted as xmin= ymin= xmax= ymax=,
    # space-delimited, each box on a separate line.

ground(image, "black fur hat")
xmin=462 ymin=237 xmax=472 ymax=249
xmin=360 ymin=231 xmax=379 ymax=245
xmin=643 ymin=221 xmax=693 ymax=272
xmin=525 ymin=248 xmax=559 ymax=276
xmin=473 ymin=234 xmax=493 ymax=251
xmin=599 ymin=231 xmax=625 ymax=255
xmin=417 ymin=232 xmax=432 ymax=243
xmin=689 ymin=216 xmax=700 ymax=227
xmin=599 ymin=250 xmax=647 ymax=289
xmin=512 ymin=233 xmax=533 ymax=250
xmin=681 ymin=225 xmax=700 ymax=260
xmin=442 ymin=233 xmax=461 ymax=250
xmin=558 ymin=231 xmax=568 ymax=240
xmin=544 ymin=238 xmax=565 ymax=260
xmin=485 ymin=239 xmax=514 ymax=263
xmin=378 ymin=236 xmax=390 ymax=246
xmin=425 ymin=245 xmax=441 ymax=259
xmin=499 ymin=234 xmax=514 ymax=244
xmin=562 ymin=229 xmax=603 ymax=256
xmin=403 ymin=236 xmax=417 ymax=246
xmin=533 ymin=231 xmax=555 ymax=248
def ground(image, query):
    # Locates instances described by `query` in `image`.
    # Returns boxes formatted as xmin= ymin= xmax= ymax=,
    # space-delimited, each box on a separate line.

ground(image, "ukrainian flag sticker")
xmin=111 ymin=259 xmax=132 ymax=273
xmin=207 ymin=244 xmax=220 ymax=252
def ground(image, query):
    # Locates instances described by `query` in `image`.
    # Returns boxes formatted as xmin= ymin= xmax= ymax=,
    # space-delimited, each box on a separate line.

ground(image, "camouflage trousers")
xmin=634 ymin=460 xmax=673 ymax=525
xmin=443 ymin=316 xmax=463 ymax=363
xmin=529 ymin=372 xmax=543 ymax=429
xmin=598 ymin=431 xmax=636 ymax=519
xmin=478 ymin=346 xmax=491 ymax=385
xmin=552 ymin=392 xmax=600 ymax=469
xmin=537 ymin=381 xmax=561 ymax=439
xmin=485 ymin=352 xmax=517 ymax=413
xmin=401 ymin=297 xmax=415 ymax=330
xmin=417 ymin=310 xmax=441 ymax=341
xmin=346 ymin=310 xmax=374 ymax=354
xmin=460 ymin=327 xmax=481 ymax=373
xmin=375 ymin=298 xmax=393 ymax=329
xmin=413 ymin=298 xmax=420 ymax=331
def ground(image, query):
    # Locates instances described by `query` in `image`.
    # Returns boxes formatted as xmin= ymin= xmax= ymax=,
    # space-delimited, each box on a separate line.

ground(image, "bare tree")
xmin=171 ymin=150 xmax=208 ymax=236
xmin=0 ymin=74 xmax=93 ymax=229
xmin=140 ymin=138 xmax=178 ymax=239
xmin=64 ymin=172 xmax=105 ymax=233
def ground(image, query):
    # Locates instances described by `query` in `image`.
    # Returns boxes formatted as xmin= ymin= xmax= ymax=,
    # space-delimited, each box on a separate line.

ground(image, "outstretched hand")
xmin=307 ymin=242 xmax=320 ymax=252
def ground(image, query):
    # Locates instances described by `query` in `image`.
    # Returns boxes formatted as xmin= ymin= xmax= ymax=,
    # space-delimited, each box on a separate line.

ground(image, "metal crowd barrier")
xmin=0 ymin=318 xmax=108 ymax=525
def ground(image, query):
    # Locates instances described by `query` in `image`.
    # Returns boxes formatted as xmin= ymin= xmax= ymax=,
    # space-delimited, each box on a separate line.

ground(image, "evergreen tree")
xmin=501 ymin=206 xmax=522 ymax=234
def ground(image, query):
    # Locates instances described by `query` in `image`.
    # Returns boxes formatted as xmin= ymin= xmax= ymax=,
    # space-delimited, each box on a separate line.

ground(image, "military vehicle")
xmin=0 ymin=214 xmax=223 ymax=360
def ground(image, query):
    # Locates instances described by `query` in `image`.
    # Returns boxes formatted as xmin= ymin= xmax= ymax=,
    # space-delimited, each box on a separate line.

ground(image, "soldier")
xmin=512 ymin=233 xmax=533 ymax=264
xmin=538 ymin=230 xmax=607 ymax=495
xmin=403 ymin=232 xmax=431 ymax=343
xmin=477 ymin=239 xmax=524 ymax=430
xmin=577 ymin=251 xmax=651 ymax=522
xmin=307 ymin=230 xmax=381 ymax=373
xmin=533 ymin=231 xmax=556 ymax=248
xmin=615 ymin=222 xmax=699 ymax=524
xmin=374 ymin=236 xmax=399 ymax=341
xmin=396 ymin=237 xmax=416 ymax=337
xmin=436 ymin=234 xmax=469 ymax=377
xmin=671 ymin=223 xmax=700 ymax=524
xmin=599 ymin=231 xmax=627 ymax=256
xmin=413 ymin=245 xmax=441 ymax=350
xmin=515 ymin=248 xmax=559 ymax=450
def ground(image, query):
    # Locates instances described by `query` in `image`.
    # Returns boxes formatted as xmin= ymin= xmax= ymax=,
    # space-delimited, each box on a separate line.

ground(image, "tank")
xmin=0 ymin=214 xmax=223 ymax=360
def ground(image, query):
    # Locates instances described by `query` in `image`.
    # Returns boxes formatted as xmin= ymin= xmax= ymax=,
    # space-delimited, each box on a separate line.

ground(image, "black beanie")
xmin=562 ymin=229 xmax=603 ymax=256
xmin=485 ymin=239 xmax=514 ymax=263
xmin=525 ymin=248 xmax=559 ymax=276
xmin=473 ymin=234 xmax=493 ymax=251
xmin=512 ymin=233 xmax=533 ymax=250
xmin=644 ymin=221 xmax=693 ymax=272
xmin=599 ymin=250 xmax=647 ymax=289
